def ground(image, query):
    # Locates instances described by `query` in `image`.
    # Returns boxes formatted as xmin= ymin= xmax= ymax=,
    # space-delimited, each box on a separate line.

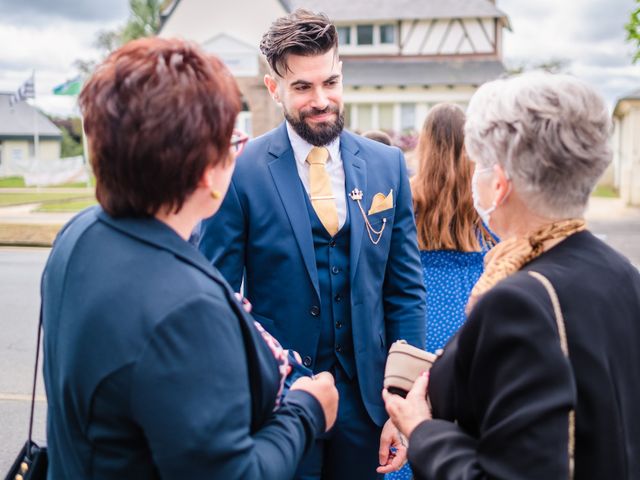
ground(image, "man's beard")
xmin=285 ymin=105 xmax=344 ymax=146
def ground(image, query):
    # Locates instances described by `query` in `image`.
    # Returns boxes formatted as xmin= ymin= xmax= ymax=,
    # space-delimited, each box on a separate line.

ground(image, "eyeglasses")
xmin=230 ymin=130 xmax=249 ymax=156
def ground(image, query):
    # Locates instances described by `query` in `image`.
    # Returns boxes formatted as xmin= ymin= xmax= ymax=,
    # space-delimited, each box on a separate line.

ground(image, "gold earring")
xmin=211 ymin=190 xmax=222 ymax=199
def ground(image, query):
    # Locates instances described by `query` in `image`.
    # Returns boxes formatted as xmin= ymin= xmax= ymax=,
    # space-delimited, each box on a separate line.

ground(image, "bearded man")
xmin=199 ymin=9 xmax=425 ymax=479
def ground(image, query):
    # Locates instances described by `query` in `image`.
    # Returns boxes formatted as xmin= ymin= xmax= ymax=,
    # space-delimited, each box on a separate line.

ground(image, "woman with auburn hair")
xmin=41 ymin=37 xmax=337 ymax=479
xmin=386 ymin=103 xmax=493 ymax=480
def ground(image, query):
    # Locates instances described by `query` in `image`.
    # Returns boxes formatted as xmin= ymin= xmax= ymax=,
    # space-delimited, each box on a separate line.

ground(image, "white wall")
xmin=338 ymin=18 xmax=498 ymax=56
xmin=402 ymin=18 xmax=496 ymax=55
xmin=0 ymin=139 xmax=62 ymax=176
xmin=616 ymin=107 xmax=640 ymax=206
xmin=160 ymin=0 xmax=287 ymax=50
xmin=344 ymin=85 xmax=475 ymax=131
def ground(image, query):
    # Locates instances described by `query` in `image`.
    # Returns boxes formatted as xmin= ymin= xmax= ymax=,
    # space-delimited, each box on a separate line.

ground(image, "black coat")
xmin=42 ymin=207 xmax=325 ymax=479
xmin=408 ymin=231 xmax=640 ymax=479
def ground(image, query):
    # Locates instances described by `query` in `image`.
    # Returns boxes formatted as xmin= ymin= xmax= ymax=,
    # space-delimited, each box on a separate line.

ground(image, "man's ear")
xmin=264 ymin=74 xmax=280 ymax=103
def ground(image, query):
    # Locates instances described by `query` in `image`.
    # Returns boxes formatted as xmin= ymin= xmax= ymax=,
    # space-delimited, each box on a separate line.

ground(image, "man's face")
xmin=265 ymin=49 xmax=344 ymax=146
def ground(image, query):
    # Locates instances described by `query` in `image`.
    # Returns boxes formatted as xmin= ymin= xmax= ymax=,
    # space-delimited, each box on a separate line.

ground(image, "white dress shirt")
xmin=286 ymin=122 xmax=347 ymax=229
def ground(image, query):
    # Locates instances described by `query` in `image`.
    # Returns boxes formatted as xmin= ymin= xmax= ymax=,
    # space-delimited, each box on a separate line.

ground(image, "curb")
xmin=0 ymin=223 xmax=62 ymax=247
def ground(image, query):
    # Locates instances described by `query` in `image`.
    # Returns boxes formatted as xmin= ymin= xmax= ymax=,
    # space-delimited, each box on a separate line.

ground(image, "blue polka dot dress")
xmin=386 ymin=244 xmax=490 ymax=480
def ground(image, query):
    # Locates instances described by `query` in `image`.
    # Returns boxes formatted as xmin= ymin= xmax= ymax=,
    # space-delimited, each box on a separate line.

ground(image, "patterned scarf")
xmin=466 ymin=218 xmax=586 ymax=313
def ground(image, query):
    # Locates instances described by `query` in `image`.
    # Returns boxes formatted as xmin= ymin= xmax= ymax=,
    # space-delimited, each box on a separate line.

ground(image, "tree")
xmin=121 ymin=0 xmax=164 ymax=43
xmin=506 ymin=58 xmax=570 ymax=76
xmin=73 ymin=0 xmax=171 ymax=76
xmin=626 ymin=0 xmax=640 ymax=63
xmin=49 ymin=116 xmax=84 ymax=158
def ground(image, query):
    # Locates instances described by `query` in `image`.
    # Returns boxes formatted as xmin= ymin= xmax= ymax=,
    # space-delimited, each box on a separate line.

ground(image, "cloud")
xmin=0 ymin=0 xmax=129 ymax=25
xmin=570 ymin=0 xmax=633 ymax=43
xmin=0 ymin=22 xmax=103 ymax=78
xmin=497 ymin=0 xmax=640 ymax=107
xmin=0 ymin=3 xmax=129 ymax=116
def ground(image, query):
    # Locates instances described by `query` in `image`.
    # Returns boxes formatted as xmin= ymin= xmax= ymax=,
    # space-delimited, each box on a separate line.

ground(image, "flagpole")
xmin=32 ymin=72 xmax=40 ymax=190
xmin=80 ymin=114 xmax=91 ymax=188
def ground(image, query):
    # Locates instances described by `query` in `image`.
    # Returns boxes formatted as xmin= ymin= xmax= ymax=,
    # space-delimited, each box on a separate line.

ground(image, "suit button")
xmin=335 ymin=345 xmax=343 ymax=353
xmin=329 ymin=239 xmax=336 ymax=247
xmin=335 ymin=321 xmax=342 ymax=329
xmin=334 ymin=293 xmax=342 ymax=302
xmin=310 ymin=305 xmax=320 ymax=317
xmin=331 ymin=266 xmax=340 ymax=274
xmin=303 ymin=356 xmax=312 ymax=367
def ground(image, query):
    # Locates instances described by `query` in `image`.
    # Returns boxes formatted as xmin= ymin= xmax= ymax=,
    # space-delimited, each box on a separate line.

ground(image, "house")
xmin=0 ymin=93 xmax=62 ymax=177
xmin=613 ymin=89 xmax=640 ymax=206
xmin=159 ymin=0 xmax=509 ymax=136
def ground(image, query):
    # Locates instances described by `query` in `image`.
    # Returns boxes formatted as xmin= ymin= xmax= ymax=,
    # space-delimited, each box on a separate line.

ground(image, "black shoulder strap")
xmin=28 ymin=305 xmax=43 ymax=447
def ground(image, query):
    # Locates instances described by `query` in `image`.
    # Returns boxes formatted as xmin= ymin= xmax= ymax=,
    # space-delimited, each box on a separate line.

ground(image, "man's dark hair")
xmin=260 ymin=9 xmax=338 ymax=77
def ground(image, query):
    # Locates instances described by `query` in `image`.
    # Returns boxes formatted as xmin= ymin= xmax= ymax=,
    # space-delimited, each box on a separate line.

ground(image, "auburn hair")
xmin=412 ymin=103 xmax=490 ymax=252
xmin=79 ymin=37 xmax=241 ymax=217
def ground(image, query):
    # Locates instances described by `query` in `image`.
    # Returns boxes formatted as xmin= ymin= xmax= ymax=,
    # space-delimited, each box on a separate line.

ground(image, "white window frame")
xmin=379 ymin=23 xmax=396 ymax=45
xmin=337 ymin=26 xmax=351 ymax=46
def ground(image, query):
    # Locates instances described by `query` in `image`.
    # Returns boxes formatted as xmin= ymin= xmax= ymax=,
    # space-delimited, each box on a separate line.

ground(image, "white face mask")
xmin=472 ymin=167 xmax=494 ymax=226
xmin=472 ymin=166 xmax=511 ymax=227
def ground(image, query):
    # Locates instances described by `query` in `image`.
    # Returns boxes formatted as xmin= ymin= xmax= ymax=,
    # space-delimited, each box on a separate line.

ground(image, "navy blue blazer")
xmin=200 ymin=123 xmax=426 ymax=425
xmin=42 ymin=206 xmax=325 ymax=479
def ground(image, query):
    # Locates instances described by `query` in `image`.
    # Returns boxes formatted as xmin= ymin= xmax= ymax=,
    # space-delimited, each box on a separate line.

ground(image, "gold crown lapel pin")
xmin=349 ymin=188 xmax=387 ymax=245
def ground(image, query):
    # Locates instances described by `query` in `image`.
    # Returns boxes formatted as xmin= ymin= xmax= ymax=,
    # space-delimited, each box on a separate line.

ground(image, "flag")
xmin=9 ymin=74 xmax=35 ymax=107
xmin=53 ymin=76 xmax=82 ymax=96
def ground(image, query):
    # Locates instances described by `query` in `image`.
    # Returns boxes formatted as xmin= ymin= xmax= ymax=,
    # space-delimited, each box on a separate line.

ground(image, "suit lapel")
xmin=341 ymin=131 xmax=367 ymax=283
xmin=267 ymin=124 xmax=320 ymax=298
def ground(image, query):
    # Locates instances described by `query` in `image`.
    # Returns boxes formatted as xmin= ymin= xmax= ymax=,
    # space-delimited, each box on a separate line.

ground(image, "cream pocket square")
xmin=368 ymin=189 xmax=393 ymax=215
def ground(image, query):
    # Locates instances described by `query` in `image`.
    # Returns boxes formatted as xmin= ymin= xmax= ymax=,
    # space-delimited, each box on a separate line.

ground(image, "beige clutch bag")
xmin=384 ymin=340 xmax=437 ymax=397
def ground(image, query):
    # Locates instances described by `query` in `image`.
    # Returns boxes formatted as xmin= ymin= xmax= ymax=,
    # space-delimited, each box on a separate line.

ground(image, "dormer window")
xmin=357 ymin=25 xmax=374 ymax=45
xmin=338 ymin=23 xmax=398 ymax=49
xmin=337 ymin=26 xmax=351 ymax=45
xmin=380 ymin=24 xmax=396 ymax=44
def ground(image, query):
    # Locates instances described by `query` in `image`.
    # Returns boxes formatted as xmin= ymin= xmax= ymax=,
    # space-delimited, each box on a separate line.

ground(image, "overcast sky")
xmin=0 ymin=0 xmax=638 ymax=116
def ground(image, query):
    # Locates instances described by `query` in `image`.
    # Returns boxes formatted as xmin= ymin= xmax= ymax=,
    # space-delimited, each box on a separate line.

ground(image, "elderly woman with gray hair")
xmin=383 ymin=72 xmax=640 ymax=479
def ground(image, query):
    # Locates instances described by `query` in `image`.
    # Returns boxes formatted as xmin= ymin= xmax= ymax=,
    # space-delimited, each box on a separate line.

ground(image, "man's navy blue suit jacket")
xmin=200 ymin=123 xmax=426 ymax=425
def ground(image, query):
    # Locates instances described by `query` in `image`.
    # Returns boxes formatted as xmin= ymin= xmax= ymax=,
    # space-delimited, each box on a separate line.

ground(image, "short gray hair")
xmin=465 ymin=72 xmax=612 ymax=218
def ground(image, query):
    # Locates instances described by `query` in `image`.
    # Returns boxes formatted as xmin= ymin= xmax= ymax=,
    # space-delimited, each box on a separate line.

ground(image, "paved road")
xmin=0 ymin=202 xmax=638 ymax=472
xmin=0 ymin=247 xmax=48 ymax=473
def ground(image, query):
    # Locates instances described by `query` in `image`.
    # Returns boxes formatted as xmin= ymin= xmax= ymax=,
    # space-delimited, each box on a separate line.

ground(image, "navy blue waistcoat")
xmin=303 ymin=191 xmax=356 ymax=378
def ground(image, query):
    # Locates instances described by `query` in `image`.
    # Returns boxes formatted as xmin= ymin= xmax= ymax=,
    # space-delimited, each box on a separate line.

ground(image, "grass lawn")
xmin=0 ymin=176 xmax=95 ymax=188
xmin=592 ymin=185 xmax=619 ymax=198
xmin=0 ymin=192 xmax=93 ymax=207
xmin=0 ymin=176 xmax=26 ymax=187
xmin=50 ymin=178 xmax=96 ymax=188
xmin=36 ymin=198 xmax=97 ymax=212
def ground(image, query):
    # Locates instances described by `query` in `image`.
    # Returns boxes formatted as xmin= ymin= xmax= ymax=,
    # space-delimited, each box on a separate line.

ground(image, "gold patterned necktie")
xmin=306 ymin=146 xmax=339 ymax=236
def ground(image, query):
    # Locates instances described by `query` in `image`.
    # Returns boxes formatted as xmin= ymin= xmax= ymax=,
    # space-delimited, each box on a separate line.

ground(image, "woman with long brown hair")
xmin=410 ymin=103 xmax=495 ymax=355
xmin=386 ymin=102 xmax=494 ymax=480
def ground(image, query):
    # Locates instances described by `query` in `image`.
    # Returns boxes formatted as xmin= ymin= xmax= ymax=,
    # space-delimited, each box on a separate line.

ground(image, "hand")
xmin=376 ymin=419 xmax=407 ymax=474
xmin=291 ymin=371 xmax=339 ymax=432
xmin=234 ymin=292 xmax=252 ymax=313
xmin=382 ymin=371 xmax=432 ymax=439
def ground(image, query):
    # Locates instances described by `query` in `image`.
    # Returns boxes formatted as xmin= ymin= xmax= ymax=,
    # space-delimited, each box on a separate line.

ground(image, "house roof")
xmin=160 ymin=0 xmax=510 ymax=33
xmin=618 ymin=88 xmax=640 ymax=101
xmin=284 ymin=0 xmax=508 ymax=22
xmin=0 ymin=93 xmax=62 ymax=138
xmin=342 ymin=59 xmax=506 ymax=87
xmin=613 ymin=87 xmax=640 ymax=117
